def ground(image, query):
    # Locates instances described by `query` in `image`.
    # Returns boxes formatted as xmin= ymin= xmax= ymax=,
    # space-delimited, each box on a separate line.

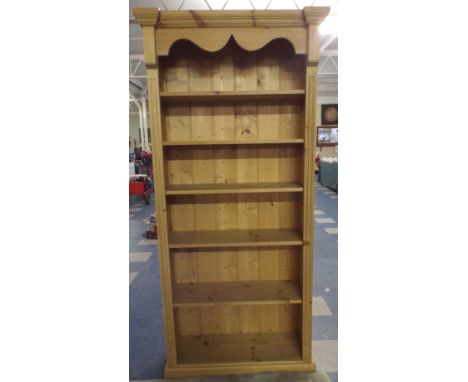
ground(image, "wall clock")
xmin=321 ymin=104 xmax=338 ymax=125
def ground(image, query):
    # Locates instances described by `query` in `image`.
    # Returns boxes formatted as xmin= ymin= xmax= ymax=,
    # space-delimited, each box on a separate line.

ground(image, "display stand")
xmin=134 ymin=7 xmax=329 ymax=378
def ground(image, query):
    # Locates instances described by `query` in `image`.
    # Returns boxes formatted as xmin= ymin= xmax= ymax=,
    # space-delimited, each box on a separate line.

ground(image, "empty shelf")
xmin=168 ymin=229 xmax=303 ymax=249
xmin=160 ymin=89 xmax=305 ymax=102
xmin=166 ymin=182 xmax=304 ymax=195
xmin=176 ymin=332 xmax=302 ymax=365
xmin=173 ymin=280 xmax=301 ymax=307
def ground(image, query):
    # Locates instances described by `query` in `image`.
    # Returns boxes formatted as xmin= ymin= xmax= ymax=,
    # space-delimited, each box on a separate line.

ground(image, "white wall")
xmin=129 ymin=113 xmax=141 ymax=152
xmin=129 ymin=111 xmax=151 ymax=152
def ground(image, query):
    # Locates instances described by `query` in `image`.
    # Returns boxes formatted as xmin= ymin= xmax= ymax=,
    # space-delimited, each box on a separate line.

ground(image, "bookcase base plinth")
xmin=164 ymin=359 xmax=316 ymax=379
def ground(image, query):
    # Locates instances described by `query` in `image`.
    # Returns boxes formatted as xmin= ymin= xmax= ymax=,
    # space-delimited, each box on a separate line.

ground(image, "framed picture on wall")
xmin=317 ymin=125 xmax=338 ymax=147
xmin=321 ymin=104 xmax=338 ymax=125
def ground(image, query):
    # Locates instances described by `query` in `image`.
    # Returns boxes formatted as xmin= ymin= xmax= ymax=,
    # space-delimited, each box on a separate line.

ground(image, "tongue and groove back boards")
xmin=133 ymin=7 xmax=329 ymax=378
xmin=161 ymin=38 xmax=304 ymax=342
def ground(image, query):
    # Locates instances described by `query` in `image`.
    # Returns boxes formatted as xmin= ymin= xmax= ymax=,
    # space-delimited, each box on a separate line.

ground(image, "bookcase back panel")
xmin=171 ymin=247 xmax=300 ymax=283
xmin=165 ymin=145 xmax=303 ymax=185
xmin=160 ymin=39 xmax=305 ymax=93
xmin=175 ymin=305 xmax=299 ymax=336
xmin=167 ymin=193 xmax=302 ymax=232
xmin=163 ymin=102 xmax=304 ymax=142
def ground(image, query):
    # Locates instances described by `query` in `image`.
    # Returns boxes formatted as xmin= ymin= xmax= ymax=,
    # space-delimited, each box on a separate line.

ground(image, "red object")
xmin=141 ymin=152 xmax=152 ymax=160
xmin=129 ymin=182 xmax=145 ymax=195
xmin=315 ymin=154 xmax=321 ymax=170
xmin=129 ymin=176 xmax=153 ymax=205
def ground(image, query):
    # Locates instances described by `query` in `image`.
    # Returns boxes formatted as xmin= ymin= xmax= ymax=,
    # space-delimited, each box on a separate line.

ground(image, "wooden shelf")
xmin=317 ymin=124 xmax=338 ymax=128
xmin=176 ymin=332 xmax=301 ymax=365
xmin=162 ymin=139 xmax=304 ymax=146
xmin=317 ymin=143 xmax=337 ymax=147
xmin=160 ymin=89 xmax=305 ymax=103
xmin=166 ymin=182 xmax=303 ymax=195
xmin=173 ymin=280 xmax=301 ymax=307
xmin=168 ymin=229 xmax=303 ymax=249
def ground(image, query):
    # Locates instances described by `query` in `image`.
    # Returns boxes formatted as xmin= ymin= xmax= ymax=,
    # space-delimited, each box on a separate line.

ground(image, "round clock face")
xmin=324 ymin=107 xmax=338 ymax=123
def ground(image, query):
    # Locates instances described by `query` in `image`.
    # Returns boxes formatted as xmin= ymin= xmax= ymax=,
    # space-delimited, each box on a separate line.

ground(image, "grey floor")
xmin=129 ymin=181 xmax=338 ymax=381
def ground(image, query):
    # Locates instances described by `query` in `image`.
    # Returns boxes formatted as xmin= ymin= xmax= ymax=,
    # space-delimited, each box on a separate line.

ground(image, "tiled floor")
xmin=129 ymin=181 xmax=338 ymax=381
xmin=312 ymin=296 xmax=333 ymax=316
xmin=315 ymin=217 xmax=336 ymax=224
xmin=129 ymin=272 xmax=138 ymax=285
xmin=137 ymin=239 xmax=158 ymax=246
xmin=311 ymin=181 xmax=338 ymax=381
xmin=130 ymin=252 xmax=152 ymax=263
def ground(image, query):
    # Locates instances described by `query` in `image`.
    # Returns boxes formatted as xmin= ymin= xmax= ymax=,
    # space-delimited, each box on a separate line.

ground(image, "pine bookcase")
xmin=133 ymin=7 xmax=329 ymax=378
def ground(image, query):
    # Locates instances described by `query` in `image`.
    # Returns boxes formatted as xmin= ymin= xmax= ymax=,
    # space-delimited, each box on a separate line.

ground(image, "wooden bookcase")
xmin=134 ymin=7 xmax=329 ymax=378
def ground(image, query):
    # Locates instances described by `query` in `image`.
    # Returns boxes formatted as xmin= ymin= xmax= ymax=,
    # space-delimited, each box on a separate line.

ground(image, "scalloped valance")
xmin=157 ymin=28 xmax=306 ymax=56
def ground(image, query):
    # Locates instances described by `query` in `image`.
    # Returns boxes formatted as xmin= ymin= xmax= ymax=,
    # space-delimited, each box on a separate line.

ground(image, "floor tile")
xmin=315 ymin=217 xmax=336 ymax=224
xmin=130 ymin=252 xmax=152 ymax=263
xmin=324 ymin=227 xmax=338 ymax=235
xmin=129 ymin=214 xmax=134 ymax=219
xmin=313 ymin=340 xmax=338 ymax=373
xmin=313 ymin=316 xmax=338 ymax=340
xmin=312 ymin=296 xmax=333 ymax=316
xmin=130 ymin=272 xmax=138 ymax=285
xmin=130 ymin=208 xmax=143 ymax=213
xmin=138 ymin=239 xmax=158 ymax=246
xmin=329 ymin=195 xmax=338 ymax=199
xmin=314 ymin=210 xmax=325 ymax=215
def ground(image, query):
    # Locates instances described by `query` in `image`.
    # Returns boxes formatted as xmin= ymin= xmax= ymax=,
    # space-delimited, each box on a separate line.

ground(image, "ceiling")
xmin=129 ymin=0 xmax=338 ymax=98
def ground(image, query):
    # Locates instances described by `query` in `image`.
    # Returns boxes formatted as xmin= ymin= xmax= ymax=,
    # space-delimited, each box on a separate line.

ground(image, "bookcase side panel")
xmin=146 ymin=67 xmax=178 ymax=367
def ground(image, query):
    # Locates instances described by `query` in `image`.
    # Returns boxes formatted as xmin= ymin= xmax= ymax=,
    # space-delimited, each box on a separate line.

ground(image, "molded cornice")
xmin=133 ymin=8 xmax=329 ymax=29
